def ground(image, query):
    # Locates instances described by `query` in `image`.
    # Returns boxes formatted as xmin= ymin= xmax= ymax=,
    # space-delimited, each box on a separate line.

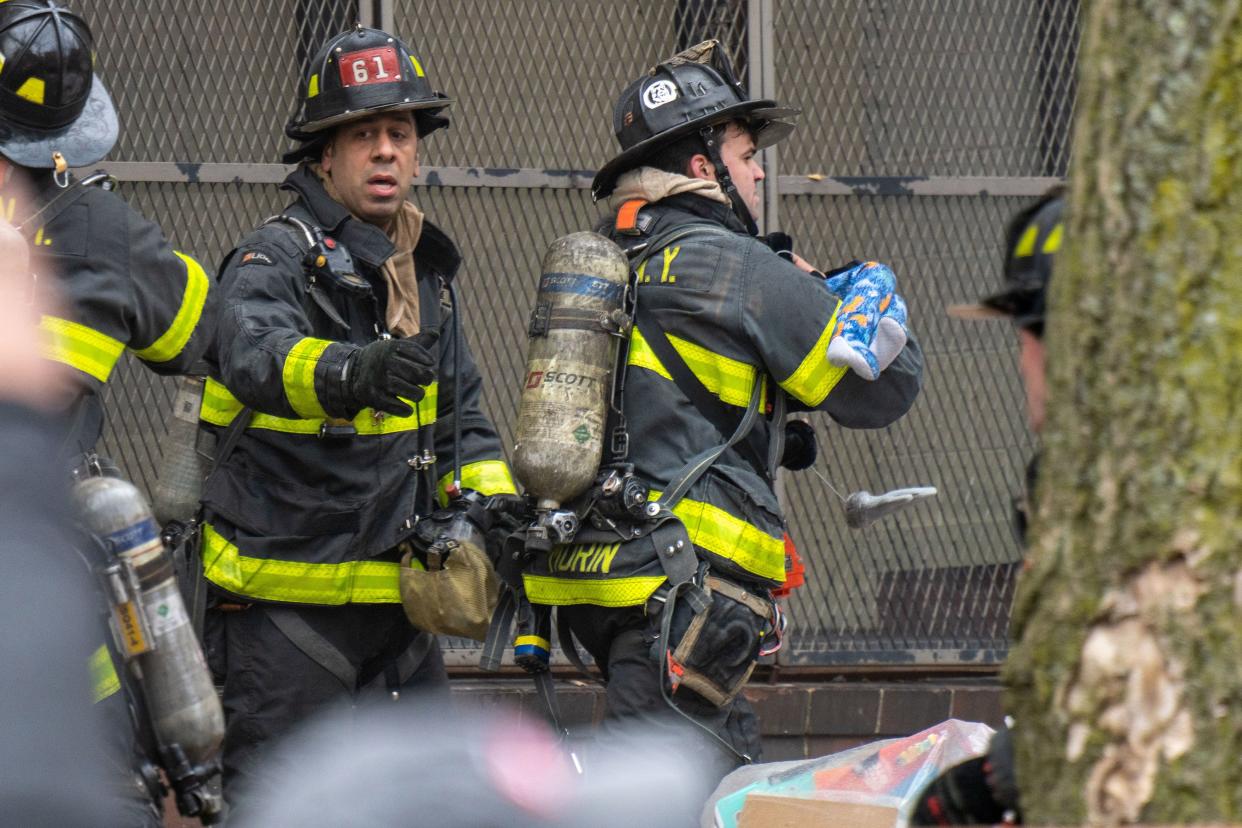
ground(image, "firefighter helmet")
xmin=0 ymin=1 xmax=117 ymax=169
xmin=591 ymin=40 xmax=797 ymax=201
xmin=948 ymin=189 xmax=1064 ymax=333
xmin=284 ymin=25 xmax=451 ymax=161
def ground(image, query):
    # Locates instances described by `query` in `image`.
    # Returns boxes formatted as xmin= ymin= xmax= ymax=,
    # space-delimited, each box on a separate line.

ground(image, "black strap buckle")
xmin=318 ymin=421 xmax=358 ymax=439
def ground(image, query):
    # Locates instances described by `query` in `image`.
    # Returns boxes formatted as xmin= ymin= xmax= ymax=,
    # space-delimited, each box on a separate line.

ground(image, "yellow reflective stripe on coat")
xmin=201 ymin=377 xmax=244 ymax=425
xmin=629 ymin=328 xmax=765 ymax=408
xmin=130 ymin=252 xmax=209 ymax=363
xmin=202 ymin=523 xmax=400 ymax=603
xmin=39 ymin=315 xmax=125 ymax=382
xmin=649 ymin=490 xmax=786 ymax=583
xmin=437 ymin=459 xmax=518 ymax=503
xmin=627 ymin=327 xmax=673 ymax=380
xmin=201 ymin=377 xmax=438 ymax=434
xmin=282 ymin=337 xmax=332 ymax=418
xmin=667 ymin=333 xmax=763 ymax=408
xmin=779 ymin=299 xmax=848 ymax=407
xmin=89 ymin=644 xmax=121 ymax=703
xmin=522 ymin=573 xmax=666 ymax=607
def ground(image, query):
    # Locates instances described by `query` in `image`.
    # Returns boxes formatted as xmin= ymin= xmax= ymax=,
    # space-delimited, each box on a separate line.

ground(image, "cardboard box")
xmin=737 ymin=793 xmax=900 ymax=828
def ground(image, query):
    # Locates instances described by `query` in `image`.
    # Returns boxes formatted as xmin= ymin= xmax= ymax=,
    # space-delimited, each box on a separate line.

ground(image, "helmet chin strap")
xmin=699 ymin=125 xmax=758 ymax=236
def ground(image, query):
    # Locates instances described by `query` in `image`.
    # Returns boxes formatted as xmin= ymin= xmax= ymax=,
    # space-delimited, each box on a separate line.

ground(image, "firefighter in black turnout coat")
xmin=524 ymin=41 xmax=924 ymax=797
xmin=199 ymin=25 xmax=516 ymax=802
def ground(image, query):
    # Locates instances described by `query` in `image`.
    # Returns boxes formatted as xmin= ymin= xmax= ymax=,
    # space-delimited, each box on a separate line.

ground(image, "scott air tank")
xmin=513 ymin=231 xmax=630 ymax=508
xmin=72 ymin=476 xmax=224 ymax=767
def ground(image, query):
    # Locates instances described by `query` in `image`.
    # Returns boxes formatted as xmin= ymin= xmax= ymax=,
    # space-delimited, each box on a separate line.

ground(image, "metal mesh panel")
xmin=88 ymin=0 xmax=357 ymax=164
xmin=778 ymin=195 xmax=1035 ymax=662
xmin=71 ymin=0 xmax=1078 ymax=666
xmin=774 ymin=0 xmax=1079 ymax=177
xmin=396 ymin=0 xmax=748 ymax=170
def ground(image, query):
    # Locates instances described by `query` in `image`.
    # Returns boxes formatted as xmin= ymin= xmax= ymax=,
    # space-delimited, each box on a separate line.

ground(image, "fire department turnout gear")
xmin=513 ymin=231 xmax=631 ymax=509
xmin=210 ymin=602 xmax=450 ymax=805
xmin=524 ymin=191 xmax=923 ymax=607
xmin=947 ymin=189 xmax=1064 ymax=334
xmin=9 ymin=171 xmax=215 ymax=458
xmin=346 ymin=331 xmax=438 ymax=415
xmin=201 ymin=165 xmax=515 ymax=606
xmin=530 ymin=177 xmax=923 ymax=778
xmin=202 ymin=159 xmax=514 ymax=799
xmin=0 ymin=0 xmax=118 ymax=169
xmin=73 ymin=475 xmax=224 ymax=822
xmin=591 ymin=40 xmax=796 ymax=233
xmin=283 ymin=24 xmax=452 ymax=162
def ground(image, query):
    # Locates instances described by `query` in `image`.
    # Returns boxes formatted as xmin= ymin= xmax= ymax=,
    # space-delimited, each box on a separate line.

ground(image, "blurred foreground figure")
xmin=0 ymin=2 xmax=220 ymax=822
xmin=0 ymin=210 xmax=123 ymax=824
xmin=913 ymin=188 xmax=1065 ymax=826
xmin=234 ymin=703 xmax=710 ymax=828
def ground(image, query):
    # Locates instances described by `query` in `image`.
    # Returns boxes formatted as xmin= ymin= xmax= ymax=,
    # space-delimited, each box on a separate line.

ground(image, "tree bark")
xmin=1003 ymin=0 xmax=1242 ymax=824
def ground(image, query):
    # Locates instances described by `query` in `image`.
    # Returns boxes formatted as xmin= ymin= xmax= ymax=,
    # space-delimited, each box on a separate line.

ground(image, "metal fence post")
xmin=357 ymin=0 xmax=392 ymax=30
xmin=746 ymin=0 xmax=779 ymax=233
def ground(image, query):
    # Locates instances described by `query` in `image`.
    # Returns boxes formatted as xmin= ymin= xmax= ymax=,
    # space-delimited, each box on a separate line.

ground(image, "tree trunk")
xmin=1003 ymin=0 xmax=1242 ymax=824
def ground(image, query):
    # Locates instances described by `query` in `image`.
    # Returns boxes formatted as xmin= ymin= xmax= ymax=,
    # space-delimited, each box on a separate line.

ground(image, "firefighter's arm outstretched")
xmin=213 ymin=227 xmax=435 ymax=421
xmin=742 ymin=243 xmax=923 ymax=425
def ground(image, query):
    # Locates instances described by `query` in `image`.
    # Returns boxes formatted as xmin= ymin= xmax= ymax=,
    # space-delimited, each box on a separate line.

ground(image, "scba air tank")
xmin=72 ymin=476 xmax=224 ymax=767
xmin=513 ymin=231 xmax=630 ymax=508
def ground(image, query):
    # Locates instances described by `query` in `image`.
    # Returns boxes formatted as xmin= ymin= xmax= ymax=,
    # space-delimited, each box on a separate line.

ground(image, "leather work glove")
xmin=822 ymin=260 xmax=908 ymax=381
xmin=345 ymin=332 xmax=438 ymax=416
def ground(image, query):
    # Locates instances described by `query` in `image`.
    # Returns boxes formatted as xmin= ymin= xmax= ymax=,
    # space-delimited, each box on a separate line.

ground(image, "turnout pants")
xmin=560 ymin=602 xmax=762 ymax=800
xmin=207 ymin=602 xmax=449 ymax=806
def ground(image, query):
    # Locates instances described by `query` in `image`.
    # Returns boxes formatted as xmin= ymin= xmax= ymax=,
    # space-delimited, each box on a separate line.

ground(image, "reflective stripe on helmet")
xmin=131 ymin=251 xmax=209 ymax=364
xmin=39 ymin=315 xmax=125 ymax=382
xmin=16 ymin=77 xmax=45 ymax=104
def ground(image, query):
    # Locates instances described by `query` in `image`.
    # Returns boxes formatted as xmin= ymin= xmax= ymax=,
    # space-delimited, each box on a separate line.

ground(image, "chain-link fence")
xmin=80 ymin=0 xmax=1078 ymax=666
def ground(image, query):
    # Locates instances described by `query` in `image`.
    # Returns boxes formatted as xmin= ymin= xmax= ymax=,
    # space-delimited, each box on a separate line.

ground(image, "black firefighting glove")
xmin=780 ymin=419 xmax=818 ymax=470
xmin=344 ymin=332 xmax=438 ymax=417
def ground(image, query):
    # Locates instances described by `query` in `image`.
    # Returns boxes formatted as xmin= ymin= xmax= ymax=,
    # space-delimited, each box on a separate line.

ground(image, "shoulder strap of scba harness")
xmin=610 ymin=222 xmax=768 ymax=594
xmin=621 ymin=222 xmax=771 ymax=501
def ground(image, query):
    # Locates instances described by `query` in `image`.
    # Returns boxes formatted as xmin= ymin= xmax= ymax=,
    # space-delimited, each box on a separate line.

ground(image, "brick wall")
xmin=450 ymin=676 xmax=1006 ymax=762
